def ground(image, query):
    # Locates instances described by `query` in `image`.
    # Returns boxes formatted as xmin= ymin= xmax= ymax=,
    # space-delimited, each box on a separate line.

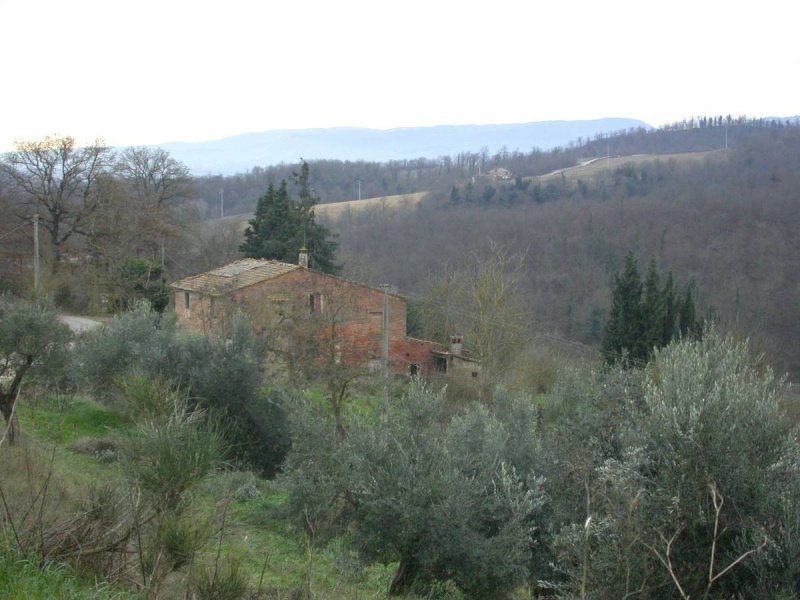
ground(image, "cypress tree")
xmin=240 ymin=162 xmax=339 ymax=274
xmin=641 ymin=257 xmax=664 ymax=360
xmin=240 ymin=181 xmax=297 ymax=261
xmin=661 ymin=271 xmax=678 ymax=346
xmin=678 ymin=280 xmax=701 ymax=338
xmin=602 ymin=252 xmax=645 ymax=365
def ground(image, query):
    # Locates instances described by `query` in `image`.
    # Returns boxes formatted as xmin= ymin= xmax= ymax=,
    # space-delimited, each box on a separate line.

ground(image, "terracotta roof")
xmin=170 ymin=258 xmax=300 ymax=295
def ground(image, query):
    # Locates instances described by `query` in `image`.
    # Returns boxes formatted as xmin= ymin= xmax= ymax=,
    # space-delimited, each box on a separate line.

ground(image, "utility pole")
xmin=32 ymin=213 xmax=40 ymax=306
xmin=381 ymin=283 xmax=389 ymax=404
xmin=357 ymin=179 xmax=361 ymax=202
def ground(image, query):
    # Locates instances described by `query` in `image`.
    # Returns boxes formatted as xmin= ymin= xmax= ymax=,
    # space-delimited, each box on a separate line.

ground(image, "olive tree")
xmin=554 ymin=331 xmax=800 ymax=598
xmin=284 ymin=381 xmax=545 ymax=597
xmin=0 ymin=297 xmax=71 ymax=444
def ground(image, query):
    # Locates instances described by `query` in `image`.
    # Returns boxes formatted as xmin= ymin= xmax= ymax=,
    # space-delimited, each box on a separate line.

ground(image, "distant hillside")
xmin=157 ymin=118 xmax=651 ymax=175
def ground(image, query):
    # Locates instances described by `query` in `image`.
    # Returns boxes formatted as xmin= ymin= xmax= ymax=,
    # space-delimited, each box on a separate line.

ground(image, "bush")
xmin=123 ymin=402 xmax=227 ymax=512
xmin=74 ymin=301 xmax=181 ymax=394
xmin=77 ymin=305 xmax=290 ymax=475
xmin=283 ymin=381 xmax=546 ymax=598
xmin=112 ymin=371 xmax=182 ymax=421
xmin=191 ymin=556 xmax=249 ymax=600
xmin=549 ymin=331 xmax=800 ymax=598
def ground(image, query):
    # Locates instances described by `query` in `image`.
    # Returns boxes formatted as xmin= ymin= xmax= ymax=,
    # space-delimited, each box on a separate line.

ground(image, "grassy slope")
xmin=5 ymin=396 xmax=395 ymax=599
xmin=530 ymin=149 xmax=726 ymax=184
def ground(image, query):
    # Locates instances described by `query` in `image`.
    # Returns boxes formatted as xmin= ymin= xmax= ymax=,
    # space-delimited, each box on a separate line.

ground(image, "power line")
xmin=0 ymin=220 xmax=31 ymax=242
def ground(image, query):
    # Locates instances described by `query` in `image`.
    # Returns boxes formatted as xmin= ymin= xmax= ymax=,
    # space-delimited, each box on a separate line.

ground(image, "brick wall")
xmin=173 ymin=268 xmax=428 ymax=374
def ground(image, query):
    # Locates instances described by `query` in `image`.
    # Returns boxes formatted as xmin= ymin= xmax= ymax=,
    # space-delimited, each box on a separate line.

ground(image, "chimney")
xmin=449 ymin=335 xmax=463 ymax=355
xmin=298 ymin=246 xmax=309 ymax=268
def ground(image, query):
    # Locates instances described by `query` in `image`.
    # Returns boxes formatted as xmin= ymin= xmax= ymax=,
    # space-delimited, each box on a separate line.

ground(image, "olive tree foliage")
xmin=550 ymin=331 xmax=800 ymax=599
xmin=0 ymin=135 xmax=113 ymax=269
xmin=282 ymin=381 xmax=545 ymax=598
xmin=0 ymin=297 xmax=71 ymax=444
xmin=75 ymin=303 xmax=289 ymax=475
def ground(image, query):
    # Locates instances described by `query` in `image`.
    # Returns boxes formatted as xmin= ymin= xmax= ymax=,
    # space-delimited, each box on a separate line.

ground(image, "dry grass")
xmin=212 ymin=192 xmax=428 ymax=232
xmin=531 ymin=150 xmax=727 ymax=184
xmin=314 ymin=191 xmax=427 ymax=220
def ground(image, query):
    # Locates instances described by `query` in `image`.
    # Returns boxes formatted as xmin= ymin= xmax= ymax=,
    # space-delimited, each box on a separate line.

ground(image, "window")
xmin=409 ymin=363 xmax=420 ymax=376
xmin=309 ymin=293 xmax=323 ymax=314
xmin=472 ymin=371 xmax=479 ymax=378
xmin=184 ymin=292 xmax=190 ymax=310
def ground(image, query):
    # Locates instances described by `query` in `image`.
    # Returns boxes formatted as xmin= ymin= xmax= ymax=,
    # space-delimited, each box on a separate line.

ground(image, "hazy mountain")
xmin=156 ymin=118 xmax=652 ymax=175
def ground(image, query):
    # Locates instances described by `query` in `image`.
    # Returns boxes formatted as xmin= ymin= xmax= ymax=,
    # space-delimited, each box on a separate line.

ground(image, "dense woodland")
xmin=1 ymin=117 xmax=800 ymax=598
xmin=189 ymin=116 xmax=793 ymax=217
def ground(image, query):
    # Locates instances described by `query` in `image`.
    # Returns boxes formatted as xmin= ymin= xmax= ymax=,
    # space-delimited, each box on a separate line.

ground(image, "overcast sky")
xmin=1 ymin=0 xmax=798 ymax=151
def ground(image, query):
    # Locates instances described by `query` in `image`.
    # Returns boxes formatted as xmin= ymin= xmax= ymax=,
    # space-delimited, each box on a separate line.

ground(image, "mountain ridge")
xmin=154 ymin=118 xmax=652 ymax=175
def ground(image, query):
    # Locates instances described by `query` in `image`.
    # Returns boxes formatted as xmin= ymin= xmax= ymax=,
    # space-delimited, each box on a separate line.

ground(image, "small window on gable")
xmin=184 ymin=292 xmax=190 ymax=310
xmin=309 ymin=293 xmax=322 ymax=314
xmin=472 ymin=371 xmax=479 ymax=378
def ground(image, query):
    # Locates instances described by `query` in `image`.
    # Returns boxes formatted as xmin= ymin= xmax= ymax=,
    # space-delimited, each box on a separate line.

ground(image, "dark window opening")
xmin=472 ymin=371 xmax=479 ymax=378
xmin=309 ymin=293 xmax=323 ymax=314
xmin=184 ymin=292 xmax=190 ymax=309
xmin=433 ymin=356 xmax=447 ymax=374
xmin=409 ymin=363 xmax=420 ymax=376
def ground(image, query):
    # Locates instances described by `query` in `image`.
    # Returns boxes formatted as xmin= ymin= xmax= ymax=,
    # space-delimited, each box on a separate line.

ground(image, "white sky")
xmin=1 ymin=0 xmax=798 ymax=151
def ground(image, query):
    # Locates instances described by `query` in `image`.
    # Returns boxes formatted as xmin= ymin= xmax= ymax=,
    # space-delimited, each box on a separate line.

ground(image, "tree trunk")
xmin=0 ymin=394 xmax=19 ymax=445
xmin=389 ymin=556 xmax=418 ymax=596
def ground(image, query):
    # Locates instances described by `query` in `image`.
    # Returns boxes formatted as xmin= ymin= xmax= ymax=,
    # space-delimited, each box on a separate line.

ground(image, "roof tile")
xmin=170 ymin=258 xmax=300 ymax=295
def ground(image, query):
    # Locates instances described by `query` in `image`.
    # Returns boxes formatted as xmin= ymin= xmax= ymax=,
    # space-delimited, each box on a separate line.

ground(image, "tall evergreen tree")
xmin=291 ymin=160 xmax=339 ymax=274
xmin=240 ymin=162 xmax=339 ymax=274
xmin=660 ymin=270 xmax=678 ymax=346
xmin=602 ymin=254 xmax=702 ymax=366
xmin=602 ymin=252 xmax=645 ymax=365
xmin=678 ymin=279 xmax=701 ymax=338
xmin=641 ymin=258 xmax=664 ymax=358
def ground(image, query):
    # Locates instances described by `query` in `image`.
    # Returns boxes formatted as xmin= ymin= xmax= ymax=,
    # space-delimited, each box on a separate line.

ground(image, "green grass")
xmin=194 ymin=471 xmax=395 ymax=598
xmin=20 ymin=395 xmax=133 ymax=446
xmin=9 ymin=394 xmax=399 ymax=598
xmin=0 ymin=548 xmax=138 ymax=600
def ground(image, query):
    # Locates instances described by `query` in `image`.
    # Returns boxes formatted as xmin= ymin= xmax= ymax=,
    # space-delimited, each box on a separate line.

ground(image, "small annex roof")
xmin=170 ymin=258 xmax=300 ymax=296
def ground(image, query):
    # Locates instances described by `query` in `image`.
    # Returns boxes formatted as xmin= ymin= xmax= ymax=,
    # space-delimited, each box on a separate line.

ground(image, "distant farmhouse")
xmin=169 ymin=253 xmax=480 ymax=381
xmin=488 ymin=167 xmax=513 ymax=180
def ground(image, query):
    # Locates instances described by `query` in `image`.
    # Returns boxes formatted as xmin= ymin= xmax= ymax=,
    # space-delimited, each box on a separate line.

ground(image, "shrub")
xmin=123 ymin=403 xmax=227 ymax=512
xmin=191 ymin=556 xmax=249 ymax=600
xmin=77 ymin=305 xmax=290 ymax=475
xmin=112 ymin=371 xmax=182 ymax=421
xmin=283 ymin=381 xmax=546 ymax=598
xmin=73 ymin=301 xmax=180 ymax=394
xmin=550 ymin=331 xmax=800 ymax=598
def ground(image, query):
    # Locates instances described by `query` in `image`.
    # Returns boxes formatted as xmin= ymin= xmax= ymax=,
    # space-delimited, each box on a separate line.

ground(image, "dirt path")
xmin=58 ymin=315 xmax=103 ymax=333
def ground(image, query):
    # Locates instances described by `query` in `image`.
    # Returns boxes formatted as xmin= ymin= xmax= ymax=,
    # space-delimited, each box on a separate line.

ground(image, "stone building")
xmin=169 ymin=254 xmax=480 ymax=380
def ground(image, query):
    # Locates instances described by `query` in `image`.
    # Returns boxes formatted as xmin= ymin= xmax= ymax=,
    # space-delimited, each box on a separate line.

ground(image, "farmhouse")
xmin=169 ymin=252 xmax=480 ymax=380
xmin=488 ymin=167 xmax=513 ymax=180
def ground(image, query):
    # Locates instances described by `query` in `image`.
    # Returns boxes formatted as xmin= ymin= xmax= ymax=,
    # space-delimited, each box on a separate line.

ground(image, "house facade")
xmin=169 ymin=257 xmax=480 ymax=380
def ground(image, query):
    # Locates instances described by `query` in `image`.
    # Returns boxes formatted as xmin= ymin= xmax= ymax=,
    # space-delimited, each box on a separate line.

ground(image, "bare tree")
xmin=1 ymin=135 xmax=113 ymax=271
xmin=116 ymin=146 xmax=191 ymax=209
xmin=420 ymin=243 xmax=527 ymax=399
